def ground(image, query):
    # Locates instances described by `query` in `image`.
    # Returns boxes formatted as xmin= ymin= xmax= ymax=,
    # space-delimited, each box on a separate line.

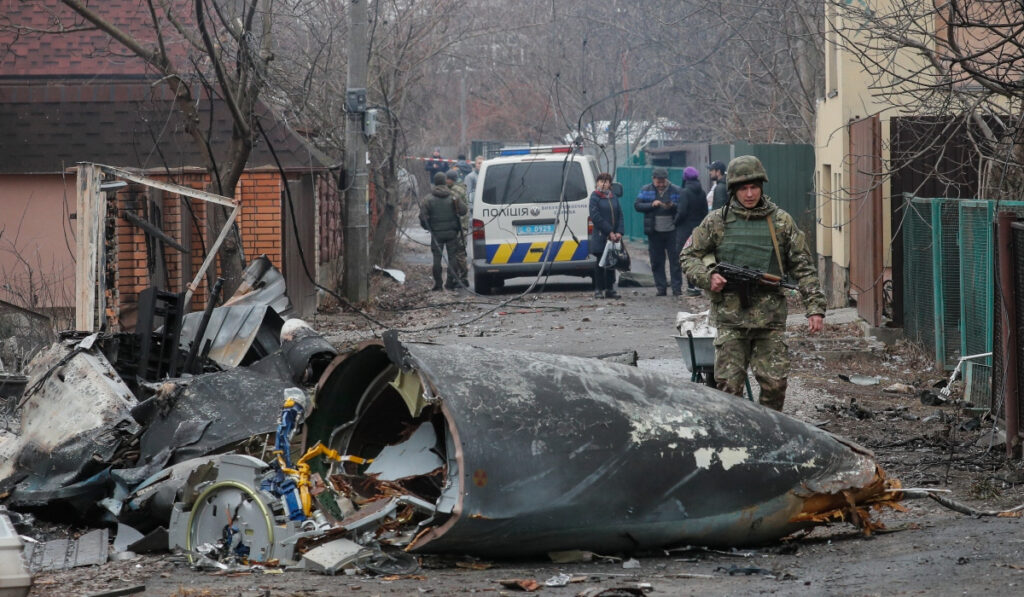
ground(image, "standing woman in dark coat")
xmin=675 ymin=167 xmax=709 ymax=295
xmin=589 ymin=172 xmax=624 ymax=299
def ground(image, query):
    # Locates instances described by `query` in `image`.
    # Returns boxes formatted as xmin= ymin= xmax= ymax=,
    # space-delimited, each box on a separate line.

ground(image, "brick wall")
xmin=111 ymin=171 xmax=287 ymax=325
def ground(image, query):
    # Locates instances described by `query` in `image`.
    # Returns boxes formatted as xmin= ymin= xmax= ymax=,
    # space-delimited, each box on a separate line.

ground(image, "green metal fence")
xmin=902 ymin=198 xmax=936 ymax=355
xmin=903 ymin=197 xmax=1024 ymax=373
xmin=959 ymin=201 xmax=995 ymax=363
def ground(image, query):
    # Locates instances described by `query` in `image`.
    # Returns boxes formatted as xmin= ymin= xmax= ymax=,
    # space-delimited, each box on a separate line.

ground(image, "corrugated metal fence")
xmin=616 ymin=144 xmax=816 ymax=251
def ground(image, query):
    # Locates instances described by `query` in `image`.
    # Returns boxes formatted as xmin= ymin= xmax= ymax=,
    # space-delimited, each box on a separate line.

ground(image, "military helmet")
xmin=726 ymin=155 xmax=768 ymax=188
xmin=433 ymin=171 xmax=447 ymax=185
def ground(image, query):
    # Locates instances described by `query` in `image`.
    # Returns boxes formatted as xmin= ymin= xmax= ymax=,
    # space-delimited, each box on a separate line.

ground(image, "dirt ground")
xmin=24 ymin=232 xmax=1024 ymax=596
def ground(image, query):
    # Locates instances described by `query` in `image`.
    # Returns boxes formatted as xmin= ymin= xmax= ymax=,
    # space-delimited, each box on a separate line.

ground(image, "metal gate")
xmin=848 ymin=116 xmax=883 ymax=326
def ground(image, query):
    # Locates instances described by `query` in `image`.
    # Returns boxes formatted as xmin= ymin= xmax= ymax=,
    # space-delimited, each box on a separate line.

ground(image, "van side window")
xmin=481 ymin=162 xmax=587 ymax=205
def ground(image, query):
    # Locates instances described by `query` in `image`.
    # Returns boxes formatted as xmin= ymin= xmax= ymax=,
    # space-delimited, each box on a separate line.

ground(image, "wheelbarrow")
xmin=674 ymin=330 xmax=754 ymax=401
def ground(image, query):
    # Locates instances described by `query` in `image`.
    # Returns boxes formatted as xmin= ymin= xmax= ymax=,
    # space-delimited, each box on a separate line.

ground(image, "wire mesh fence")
xmin=902 ymin=198 xmax=935 ymax=352
xmin=958 ymin=201 xmax=994 ymax=362
xmin=904 ymin=199 xmax=1024 ymax=416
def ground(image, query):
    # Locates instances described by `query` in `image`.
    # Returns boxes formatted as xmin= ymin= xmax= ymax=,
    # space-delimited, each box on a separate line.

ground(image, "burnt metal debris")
xmin=1 ymin=273 xmax=912 ymax=575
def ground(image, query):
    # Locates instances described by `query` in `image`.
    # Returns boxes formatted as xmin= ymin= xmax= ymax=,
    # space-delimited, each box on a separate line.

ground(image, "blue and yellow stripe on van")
xmin=485 ymin=240 xmax=590 ymax=264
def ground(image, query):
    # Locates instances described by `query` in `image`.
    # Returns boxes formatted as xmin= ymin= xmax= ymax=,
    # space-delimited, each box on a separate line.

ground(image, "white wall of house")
xmin=814 ymin=0 xmax=912 ymax=307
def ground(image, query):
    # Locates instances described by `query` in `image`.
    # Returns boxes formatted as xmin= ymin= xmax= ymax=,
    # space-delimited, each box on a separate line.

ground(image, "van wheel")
xmin=473 ymin=271 xmax=493 ymax=295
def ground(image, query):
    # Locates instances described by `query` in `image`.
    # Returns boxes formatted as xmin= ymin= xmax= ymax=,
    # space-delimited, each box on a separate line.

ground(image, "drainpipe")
xmin=997 ymin=212 xmax=1020 ymax=458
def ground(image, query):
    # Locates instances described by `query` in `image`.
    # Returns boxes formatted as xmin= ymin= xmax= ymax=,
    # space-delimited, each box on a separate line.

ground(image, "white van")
xmin=469 ymin=146 xmax=599 ymax=294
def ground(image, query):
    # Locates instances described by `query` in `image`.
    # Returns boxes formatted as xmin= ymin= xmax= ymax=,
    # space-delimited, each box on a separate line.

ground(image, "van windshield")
xmin=481 ymin=161 xmax=588 ymax=205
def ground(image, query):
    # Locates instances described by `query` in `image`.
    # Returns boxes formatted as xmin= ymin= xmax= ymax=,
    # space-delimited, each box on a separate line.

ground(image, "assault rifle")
xmin=714 ymin=262 xmax=797 ymax=308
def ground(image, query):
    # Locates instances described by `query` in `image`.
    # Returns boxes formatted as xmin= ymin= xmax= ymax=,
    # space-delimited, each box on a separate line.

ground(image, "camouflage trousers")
xmin=714 ymin=327 xmax=789 ymax=411
xmin=431 ymin=235 xmax=468 ymax=289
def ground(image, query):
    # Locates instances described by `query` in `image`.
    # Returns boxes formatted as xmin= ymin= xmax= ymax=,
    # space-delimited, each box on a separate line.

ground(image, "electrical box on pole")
xmin=346 ymin=88 xmax=367 ymax=113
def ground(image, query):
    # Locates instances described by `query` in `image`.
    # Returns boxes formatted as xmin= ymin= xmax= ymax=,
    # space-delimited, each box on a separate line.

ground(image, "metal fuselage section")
xmin=309 ymin=339 xmax=892 ymax=558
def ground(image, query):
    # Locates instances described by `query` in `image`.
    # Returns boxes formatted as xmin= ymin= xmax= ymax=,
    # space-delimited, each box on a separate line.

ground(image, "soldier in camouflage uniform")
xmin=444 ymin=170 xmax=470 ymax=291
xmin=446 ymin=169 xmax=470 ymax=234
xmin=680 ymin=155 xmax=825 ymax=411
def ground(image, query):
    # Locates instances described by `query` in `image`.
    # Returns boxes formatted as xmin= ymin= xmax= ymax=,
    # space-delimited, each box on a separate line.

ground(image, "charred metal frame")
xmin=75 ymin=163 xmax=240 ymax=332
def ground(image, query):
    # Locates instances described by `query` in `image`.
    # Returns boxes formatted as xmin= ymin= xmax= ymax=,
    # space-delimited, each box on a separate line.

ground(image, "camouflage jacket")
xmin=680 ymin=196 xmax=826 ymax=329
xmin=450 ymin=182 xmax=469 ymax=230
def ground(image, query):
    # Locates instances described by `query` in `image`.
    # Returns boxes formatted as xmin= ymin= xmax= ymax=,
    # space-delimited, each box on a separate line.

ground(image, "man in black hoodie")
xmin=420 ymin=171 xmax=469 ymax=290
xmin=675 ymin=166 xmax=709 ymax=296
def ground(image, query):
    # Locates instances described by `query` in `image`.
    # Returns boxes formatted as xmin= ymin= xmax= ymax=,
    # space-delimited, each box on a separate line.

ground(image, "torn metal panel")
xmin=364 ymin=424 xmax=443 ymax=481
xmin=179 ymin=305 xmax=284 ymax=368
xmin=301 ymin=538 xmax=370 ymax=575
xmin=308 ymin=340 xmax=895 ymax=557
xmin=223 ymin=255 xmax=292 ymax=317
xmin=113 ymin=523 xmax=145 ymax=553
xmin=23 ymin=528 xmax=108 ymax=572
xmin=115 ymin=456 xmax=223 ymax=532
xmin=0 ymin=341 xmax=139 ymax=500
xmin=134 ymin=365 xmax=295 ymax=468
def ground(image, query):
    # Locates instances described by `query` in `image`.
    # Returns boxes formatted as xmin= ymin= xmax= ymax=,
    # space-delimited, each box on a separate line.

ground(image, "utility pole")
xmin=459 ymin=70 xmax=467 ymax=153
xmin=343 ymin=0 xmax=369 ymax=303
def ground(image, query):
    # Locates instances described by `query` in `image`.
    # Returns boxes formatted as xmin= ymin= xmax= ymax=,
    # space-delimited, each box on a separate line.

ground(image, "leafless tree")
xmin=830 ymin=0 xmax=1024 ymax=198
xmin=266 ymin=0 xmax=487 ymax=269
xmin=3 ymin=0 xmax=278 ymax=292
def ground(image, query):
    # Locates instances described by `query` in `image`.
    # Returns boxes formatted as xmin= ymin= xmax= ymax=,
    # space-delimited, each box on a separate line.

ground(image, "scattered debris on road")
xmin=3 ymin=268 xmax=1019 ymax=590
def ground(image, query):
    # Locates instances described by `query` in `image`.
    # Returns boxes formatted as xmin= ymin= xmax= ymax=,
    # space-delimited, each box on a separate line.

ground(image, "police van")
xmin=469 ymin=145 xmax=599 ymax=294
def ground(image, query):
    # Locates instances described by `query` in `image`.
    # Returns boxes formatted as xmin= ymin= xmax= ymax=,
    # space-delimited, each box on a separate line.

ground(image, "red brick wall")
xmin=111 ymin=171 xmax=287 ymax=323
xmin=238 ymin=172 xmax=283 ymax=267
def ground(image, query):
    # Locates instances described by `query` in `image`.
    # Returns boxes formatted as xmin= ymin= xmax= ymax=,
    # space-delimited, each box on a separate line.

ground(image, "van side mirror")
xmin=610 ymin=182 xmax=623 ymax=198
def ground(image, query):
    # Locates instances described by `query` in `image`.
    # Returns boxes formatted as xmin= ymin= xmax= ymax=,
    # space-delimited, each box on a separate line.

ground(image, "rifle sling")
xmin=766 ymin=215 xmax=786 ymax=278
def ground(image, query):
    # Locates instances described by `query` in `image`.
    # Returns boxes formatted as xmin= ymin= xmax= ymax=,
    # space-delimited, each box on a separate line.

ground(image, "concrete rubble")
xmin=0 ymin=263 xmax=910 ymax=582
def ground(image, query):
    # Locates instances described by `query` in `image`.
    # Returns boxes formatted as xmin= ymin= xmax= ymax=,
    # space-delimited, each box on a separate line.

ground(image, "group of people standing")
xmin=419 ymin=151 xmax=484 ymax=291
xmin=589 ymin=161 xmax=730 ymax=298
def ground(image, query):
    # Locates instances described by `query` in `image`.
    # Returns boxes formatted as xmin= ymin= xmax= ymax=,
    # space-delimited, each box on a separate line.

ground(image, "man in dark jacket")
xmin=454 ymin=154 xmax=473 ymax=180
xmin=635 ymin=167 xmax=683 ymax=295
xmin=708 ymin=160 xmax=728 ymax=210
xmin=420 ymin=171 xmax=469 ymax=290
xmin=675 ymin=167 xmax=709 ymax=296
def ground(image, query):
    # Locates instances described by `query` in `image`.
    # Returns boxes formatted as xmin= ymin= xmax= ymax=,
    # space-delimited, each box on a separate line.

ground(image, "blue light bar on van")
xmin=498 ymin=145 xmax=575 ymax=156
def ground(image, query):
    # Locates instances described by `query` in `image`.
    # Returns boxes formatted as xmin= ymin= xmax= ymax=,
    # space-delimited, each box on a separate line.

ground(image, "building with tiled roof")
xmin=0 ymin=1 xmax=340 ymax=321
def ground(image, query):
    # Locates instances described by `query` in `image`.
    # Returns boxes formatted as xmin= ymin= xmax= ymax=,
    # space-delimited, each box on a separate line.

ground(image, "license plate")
xmin=517 ymin=224 xmax=555 ymax=235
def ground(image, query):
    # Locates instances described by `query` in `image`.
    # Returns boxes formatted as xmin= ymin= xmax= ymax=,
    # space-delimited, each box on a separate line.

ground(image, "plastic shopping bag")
xmin=599 ymin=240 xmax=618 ymax=269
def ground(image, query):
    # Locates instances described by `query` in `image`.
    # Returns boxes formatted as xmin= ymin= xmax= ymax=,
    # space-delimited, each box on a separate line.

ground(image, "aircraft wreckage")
xmin=294 ymin=334 xmax=903 ymax=559
xmin=2 ymin=300 xmax=906 ymax=571
xmin=162 ymin=334 xmax=904 ymax=566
